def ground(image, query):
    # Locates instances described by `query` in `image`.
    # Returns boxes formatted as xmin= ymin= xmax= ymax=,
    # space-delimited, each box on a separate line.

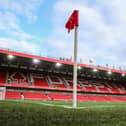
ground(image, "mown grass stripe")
xmin=1 ymin=100 xmax=126 ymax=126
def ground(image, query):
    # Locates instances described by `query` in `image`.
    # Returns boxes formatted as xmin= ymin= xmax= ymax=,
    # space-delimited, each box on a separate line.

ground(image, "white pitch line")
xmin=40 ymin=102 xmax=72 ymax=108
xmin=39 ymin=102 xmax=123 ymax=109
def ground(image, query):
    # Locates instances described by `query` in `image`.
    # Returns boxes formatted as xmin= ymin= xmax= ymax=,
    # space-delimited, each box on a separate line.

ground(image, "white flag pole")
xmin=73 ymin=25 xmax=78 ymax=108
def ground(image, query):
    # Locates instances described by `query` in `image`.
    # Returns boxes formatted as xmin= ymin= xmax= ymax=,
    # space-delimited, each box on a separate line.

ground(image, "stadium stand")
xmin=7 ymin=71 xmax=29 ymax=85
xmin=5 ymin=90 xmax=126 ymax=102
xmin=0 ymin=49 xmax=126 ymax=102
xmin=1 ymin=72 xmax=126 ymax=94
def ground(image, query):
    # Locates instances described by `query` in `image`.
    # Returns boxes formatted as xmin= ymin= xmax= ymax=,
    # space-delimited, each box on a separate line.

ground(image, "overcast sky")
xmin=0 ymin=0 xmax=126 ymax=69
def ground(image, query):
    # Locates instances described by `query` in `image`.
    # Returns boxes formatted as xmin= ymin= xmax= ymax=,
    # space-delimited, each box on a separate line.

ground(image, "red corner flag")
xmin=65 ymin=10 xmax=79 ymax=33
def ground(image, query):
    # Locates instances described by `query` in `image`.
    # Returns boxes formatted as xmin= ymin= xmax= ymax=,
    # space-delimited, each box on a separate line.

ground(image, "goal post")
xmin=0 ymin=87 xmax=6 ymax=100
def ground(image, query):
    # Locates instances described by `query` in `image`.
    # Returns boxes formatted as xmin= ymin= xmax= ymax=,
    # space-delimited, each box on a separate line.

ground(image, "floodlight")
xmin=108 ymin=71 xmax=112 ymax=75
xmin=8 ymin=54 xmax=14 ymax=59
xmin=33 ymin=59 xmax=40 ymax=64
xmin=78 ymin=66 xmax=82 ymax=70
xmin=121 ymin=73 xmax=125 ymax=77
xmin=56 ymin=62 xmax=62 ymax=67
xmin=93 ymin=68 xmax=98 ymax=72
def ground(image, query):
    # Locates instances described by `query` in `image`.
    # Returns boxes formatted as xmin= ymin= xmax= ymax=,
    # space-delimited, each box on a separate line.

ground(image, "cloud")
xmin=0 ymin=0 xmax=45 ymax=55
xmin=46 ymin=0 xmax=126 ymax=68
xmin=0 ymin=38 xmax=41 ymax=54
xmin=0 ymin=12 xmax=19 ymax=31
xmin=0 ymin=11 xmax=42 ymax=43
xmin=0 ymin=0 xmax=44 ymax=20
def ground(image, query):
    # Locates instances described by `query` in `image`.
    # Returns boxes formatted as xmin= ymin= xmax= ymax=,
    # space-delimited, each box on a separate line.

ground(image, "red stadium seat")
xmin=24 ymin=92 xmax=49 ymax=100
xmin=0 ymin=72 xmax=6 ymax=84
xmin=48 ymin=93 xmax=72 ymax=101
xmin=5 ymin=91 xmax=21 ymax=100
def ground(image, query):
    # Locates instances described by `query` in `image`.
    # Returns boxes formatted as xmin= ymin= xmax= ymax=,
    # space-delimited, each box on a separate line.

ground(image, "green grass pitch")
xmin=1 ymin=100 xmax=126 ymax=126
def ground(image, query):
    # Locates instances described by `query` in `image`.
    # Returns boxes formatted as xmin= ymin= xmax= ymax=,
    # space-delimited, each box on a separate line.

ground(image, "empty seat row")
xmin=5 ymin=91 xmax=126 ymax=102
xmin=1 ymin=71 xmax=126 ymax=95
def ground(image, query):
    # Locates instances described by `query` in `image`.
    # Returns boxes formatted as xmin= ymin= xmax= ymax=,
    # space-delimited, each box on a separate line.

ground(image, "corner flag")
xmin=65 ymin=10 xmax=79 ymax=33
xmin=65 ymin=10 xmax=79 ymax=108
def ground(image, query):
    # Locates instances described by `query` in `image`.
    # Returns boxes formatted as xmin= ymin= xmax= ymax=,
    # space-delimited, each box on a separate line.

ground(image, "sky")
xmin=0 ymin=0 xmax=126 ymax=70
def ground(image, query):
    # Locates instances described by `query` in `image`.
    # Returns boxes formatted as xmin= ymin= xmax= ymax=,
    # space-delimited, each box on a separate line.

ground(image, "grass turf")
xmin=1 ymin=100 xmax=126 ymax=126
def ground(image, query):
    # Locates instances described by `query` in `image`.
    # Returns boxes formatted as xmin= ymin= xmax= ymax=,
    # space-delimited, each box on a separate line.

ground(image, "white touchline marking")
xmin=39 ymin=102 xmax=126 ymax=109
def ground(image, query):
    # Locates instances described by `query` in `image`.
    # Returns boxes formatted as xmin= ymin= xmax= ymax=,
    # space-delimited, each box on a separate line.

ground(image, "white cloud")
xmin=0 ymin=0 xmax=44 ymax=20
xmin=0 ymin=38 xmax=40 ymax=54
xmin=0 ymin=12 xmax=19 ymax=31
xmin=0 ymin=0 xmax=45 ymax=55
xmin=0 ymin=11 xmax=42 ymax=42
